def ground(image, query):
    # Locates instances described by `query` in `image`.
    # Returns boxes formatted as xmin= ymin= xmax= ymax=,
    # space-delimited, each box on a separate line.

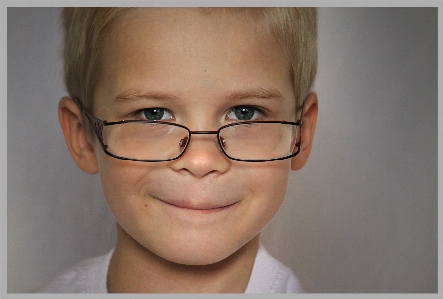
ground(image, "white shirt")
xmin=38 ymin=244 xmax=303 ymax=293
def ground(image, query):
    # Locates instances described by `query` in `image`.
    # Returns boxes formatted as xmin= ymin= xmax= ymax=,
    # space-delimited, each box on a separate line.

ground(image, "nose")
xmin=170 ymin=132 xmax=231 ymax=177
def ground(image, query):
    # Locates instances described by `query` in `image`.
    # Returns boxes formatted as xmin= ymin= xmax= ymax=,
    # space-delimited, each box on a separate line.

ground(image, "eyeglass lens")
xmin=100 ymin=122 xmax=299 ymax=161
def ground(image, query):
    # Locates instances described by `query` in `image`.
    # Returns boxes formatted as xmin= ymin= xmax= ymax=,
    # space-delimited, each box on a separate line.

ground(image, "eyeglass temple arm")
xmin=72 ymin=97 xmax=109 ymax=149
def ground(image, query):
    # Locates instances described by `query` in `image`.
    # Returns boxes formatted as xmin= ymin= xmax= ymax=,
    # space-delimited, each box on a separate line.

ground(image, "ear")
xmin=58 ymin=97 xmax=99 ymax=174
xmin=291 ymin=92 xmax=318 ymax=170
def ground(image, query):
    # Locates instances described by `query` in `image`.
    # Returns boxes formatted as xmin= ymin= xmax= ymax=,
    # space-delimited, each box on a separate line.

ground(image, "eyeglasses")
xmin=77 ymin=100 xmax=303 ymax=162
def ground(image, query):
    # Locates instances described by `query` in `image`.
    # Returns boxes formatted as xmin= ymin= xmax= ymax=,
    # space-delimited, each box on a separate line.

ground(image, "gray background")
xmin=7 ymin=7 xmax=437 ymax=293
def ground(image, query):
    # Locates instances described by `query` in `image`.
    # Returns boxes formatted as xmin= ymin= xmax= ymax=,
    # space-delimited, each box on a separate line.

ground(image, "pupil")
xmin=235 ymin=106 xmax=254 ymax=120
xmin=143 ymin=108 xmax=164 ymax=121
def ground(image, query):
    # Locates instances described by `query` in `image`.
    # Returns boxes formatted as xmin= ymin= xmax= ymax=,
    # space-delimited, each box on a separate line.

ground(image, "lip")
xmin=154 ymin=197 xmax=236 ymax=213
xmin=146 ymin=176 xmax=247 ymax=218
xmin=153 ymin=195 xmax=238 ymax=214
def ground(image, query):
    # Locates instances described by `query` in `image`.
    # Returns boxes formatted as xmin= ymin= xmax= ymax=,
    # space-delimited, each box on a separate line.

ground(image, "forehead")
xmin=107 ymin=8 xmax=267 ymax=44
xmin=101 ymin=8 xmax=283 ymax=68
xmin=94 ymin=8 xmax=292 ymax=108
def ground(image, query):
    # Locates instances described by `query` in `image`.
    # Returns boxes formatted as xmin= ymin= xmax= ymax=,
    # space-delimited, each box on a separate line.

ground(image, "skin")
xmin=59 ymin=8 xmax=318 ymax=293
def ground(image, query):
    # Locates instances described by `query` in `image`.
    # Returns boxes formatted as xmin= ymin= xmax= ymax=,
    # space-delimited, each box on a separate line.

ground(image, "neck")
xmin=107 ymin=224 xmax=259 ymax=293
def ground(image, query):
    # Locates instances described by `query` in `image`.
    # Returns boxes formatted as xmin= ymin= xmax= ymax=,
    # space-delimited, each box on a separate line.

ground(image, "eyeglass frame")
xmin=74 ymin=97 xmax=304 ymax=163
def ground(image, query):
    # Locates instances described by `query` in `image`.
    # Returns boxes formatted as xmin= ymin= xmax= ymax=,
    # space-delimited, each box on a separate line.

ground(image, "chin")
xmin=148 ymin=231 xmax=252 ymax=267
xmin=159 ymin=239 xmax=240 ymax=266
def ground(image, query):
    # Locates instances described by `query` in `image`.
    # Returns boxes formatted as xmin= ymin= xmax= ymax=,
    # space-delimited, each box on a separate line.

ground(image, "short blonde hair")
xmin=61 ymin=7 xmax=317 ymax=114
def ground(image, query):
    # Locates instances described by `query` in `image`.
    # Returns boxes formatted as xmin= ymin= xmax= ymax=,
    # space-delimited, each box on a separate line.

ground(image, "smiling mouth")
xmin=153 ymin=196 xmax=237 ymax=212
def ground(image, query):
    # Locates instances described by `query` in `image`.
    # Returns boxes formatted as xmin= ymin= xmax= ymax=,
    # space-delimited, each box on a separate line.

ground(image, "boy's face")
xmin=91 ymin=8 xmax=297 ymax=265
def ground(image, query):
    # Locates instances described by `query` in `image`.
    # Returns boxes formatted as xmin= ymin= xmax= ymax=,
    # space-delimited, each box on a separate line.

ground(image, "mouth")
xmin=153 ymin=195 xmax=238 ymax=213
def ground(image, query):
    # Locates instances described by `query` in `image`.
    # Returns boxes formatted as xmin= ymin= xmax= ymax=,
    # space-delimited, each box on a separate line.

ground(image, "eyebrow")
xmin=112 ymin=89 xmax=177 ymax=104
xmin=112 ymin=87 xmax=284 ymax=104
xmin=223 ymin=88 xmax=284 ymax=102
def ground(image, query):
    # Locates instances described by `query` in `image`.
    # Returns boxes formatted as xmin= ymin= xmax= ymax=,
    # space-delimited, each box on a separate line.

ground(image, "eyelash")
xmin=129 ymin=105 xmax=269 ymax=122
xmin=226 ymin=105 xmax=268 ymax=122
xmin=132 ymin=108 xmax=174 ymax=121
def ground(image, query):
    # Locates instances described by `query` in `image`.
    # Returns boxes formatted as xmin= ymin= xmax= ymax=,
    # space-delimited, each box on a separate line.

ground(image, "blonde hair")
xmin=61 ymin=7 xmax=317 ymax=114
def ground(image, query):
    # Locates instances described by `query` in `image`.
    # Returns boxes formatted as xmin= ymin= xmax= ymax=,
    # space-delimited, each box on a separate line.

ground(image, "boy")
xmin=40 ymin=7 xmax=318 ymax=293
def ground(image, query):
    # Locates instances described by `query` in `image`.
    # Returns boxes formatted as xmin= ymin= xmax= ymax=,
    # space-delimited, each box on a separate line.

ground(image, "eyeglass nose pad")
xmin=219 ymin=136 xmax=227 ymax=148
xmin=179 ymin=136 xmax=189 ymax=148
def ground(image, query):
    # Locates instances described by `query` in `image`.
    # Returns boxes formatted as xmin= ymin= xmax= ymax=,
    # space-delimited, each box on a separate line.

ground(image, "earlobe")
xmin=58 ymin=97 xmax=99 ymax=174
xmin=291 ymin=92 xmax=318 ymax=170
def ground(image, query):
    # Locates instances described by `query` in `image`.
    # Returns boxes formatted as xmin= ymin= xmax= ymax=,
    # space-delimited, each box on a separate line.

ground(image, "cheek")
xmin=96 ymin=156 xmax=148 ymax=215
xmin=241 ymin=161 xmax=291 ymax=231
xmin=97 ymin=158 xmax=165 ymax=252
xmin=250 ymin=160 xmax=291 ymax=200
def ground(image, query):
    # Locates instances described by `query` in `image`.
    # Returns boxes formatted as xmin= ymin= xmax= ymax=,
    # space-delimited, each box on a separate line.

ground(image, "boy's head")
xmin=58 ymin=8 xmax=318 ymax=266
xmin=62 ymin=8 xmax=317 ymax=115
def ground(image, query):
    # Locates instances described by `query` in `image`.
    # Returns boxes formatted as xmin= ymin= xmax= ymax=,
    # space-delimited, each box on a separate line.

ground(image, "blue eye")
xmin=227 ymin=106 xmax=261 ymax=121
xmin=140 ymin=108 xmax=173 ymax=121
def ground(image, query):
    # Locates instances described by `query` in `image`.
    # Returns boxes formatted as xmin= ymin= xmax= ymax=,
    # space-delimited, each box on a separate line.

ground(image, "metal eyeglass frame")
xmin=75 ymin=97 xmax=303 ymax=162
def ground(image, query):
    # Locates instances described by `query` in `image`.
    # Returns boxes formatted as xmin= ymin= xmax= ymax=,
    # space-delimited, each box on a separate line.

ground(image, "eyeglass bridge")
xmin=178 ymin=131 xmax=227 ymax=149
